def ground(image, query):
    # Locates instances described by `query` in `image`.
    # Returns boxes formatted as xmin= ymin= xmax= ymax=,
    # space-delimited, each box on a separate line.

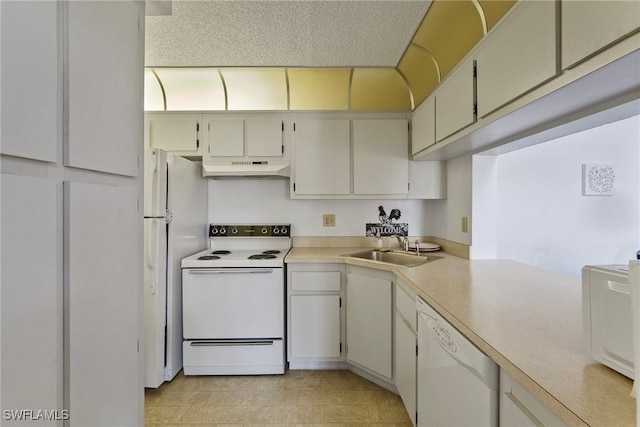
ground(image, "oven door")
xmin=182 ymin=267 xmax=284 ymax=339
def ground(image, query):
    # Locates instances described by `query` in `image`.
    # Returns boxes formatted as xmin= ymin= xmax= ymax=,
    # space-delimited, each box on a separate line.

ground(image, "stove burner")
xmin=248 ymin=254 xmax=277 ymax=260
xmin=210 ymin=250 xmax=231 ymax=255
xmin=262 ymin=250 xmax=281 ymax=255
xmin=198 ymin=255 xmax=221 ymax=260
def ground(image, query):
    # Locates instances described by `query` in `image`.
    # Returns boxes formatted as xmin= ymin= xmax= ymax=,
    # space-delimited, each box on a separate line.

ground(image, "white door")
xmin=1 ymin=175 xmax=59 ymax=419
xmin=143 ymin=218 xmax=168 ymax=388
xmin=67 ymin=182 xmax=140 ymax=426
xmin=0 ymin=0 xmax=58 ymax=162
xmin=293 ymin=119 xmax=350 ymax=195
xmin=346 ymin=272 xmax=392 ymax=378
xmin=206 ymin=118 xmax=244 ymax=157
xmin=435 ymin=60 xmax=476 ymax=141
xmin=353 ymin=119 xmax=408 ymax=195
xmin=291 ymin=295 xmax=341 ymax=359
xmin=148 ymin=115 xmax=201 ymax=153
xmin=66 ymin=0 xmax=141 ymax=176
xmin=246 ymin=117 xmax=284 ymax=157
xmin=182 ymin=268 xmax=284 ymax=339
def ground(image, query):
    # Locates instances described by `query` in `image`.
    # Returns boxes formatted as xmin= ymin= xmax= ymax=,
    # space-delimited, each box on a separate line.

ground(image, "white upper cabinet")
xmin=353 ymin=119 xmax=409 ymax=195
xmin=411 ymin=95 xmax=436 ymax=155
xmin=245 ymin=117 xmax=284 ymax=157
xmin=1 ymin=1 xmax=58 ymax=162
xmin=562 ymin=1 xmax=640 ymax=70
xmin=475 ymin=0 xmax=557 ymax=118
xmin=292 ymin=119 xmax=351 ymax=196
xmin=204 ymin=116 xmax=284 ymax=159
xmin=66 ymin=1 xmax=141 ymax=176
xmin=435 ymin=60 xmax=476 ymax=141
xmin=147 ymin=113 xmax=201 ymax=155
xmin=206 ymin=118 xmax=244 ymax=157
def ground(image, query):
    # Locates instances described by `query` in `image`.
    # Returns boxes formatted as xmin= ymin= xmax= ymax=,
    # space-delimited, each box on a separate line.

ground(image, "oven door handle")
xmin=190 ymin=340 xmax=275 ymax=346
xmin=187 ymin=269 xmax=274 ymax=274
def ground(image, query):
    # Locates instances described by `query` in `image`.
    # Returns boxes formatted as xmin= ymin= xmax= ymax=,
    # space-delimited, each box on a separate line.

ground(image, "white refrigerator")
xmin=144 ymin=148 xmax=208 ymax=388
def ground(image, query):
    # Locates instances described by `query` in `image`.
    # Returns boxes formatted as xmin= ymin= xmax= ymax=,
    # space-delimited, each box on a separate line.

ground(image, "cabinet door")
xmin=435 ymin=60 xmax=476 ymax=141
xmin=67 ymin=182 xmax=140 ymax=426
xmin=67 ymin=1 xmax=141 ymax=176
xmin=353 ymin=119 xmax=409 ymax=195
xmin=411 ymin=96 xmax=436 ymax=155
xmin=293 ymin=119 xmax=350 ymax=195
xmin=1 ymin=175 xmax=58 ymax=416
xmin=291 ymin=295 xmax=341 ymax=359
xmin=246 ymin=117 xmax=284 ymax=157
xmin=395 ymin=312 xmax=417 ymax=426
xmin=1 ymin=0 xmax=58 ymax=162
xmin=148 ymin=114 xmax=201 ymax=154
xmin=562 ymin=1 xmax=640 ymax=70
xmin=206 ymin=118 xmax=244 ymax=157
xmin=476 ymin=0 xmax=557 ymax=117
xmin=346 ymin=273 xmax=392 ymax=378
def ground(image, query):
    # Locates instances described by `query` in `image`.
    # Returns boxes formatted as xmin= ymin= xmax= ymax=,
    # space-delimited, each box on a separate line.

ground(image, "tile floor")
xmin=145 ymin=369 xmax=412 ymax=426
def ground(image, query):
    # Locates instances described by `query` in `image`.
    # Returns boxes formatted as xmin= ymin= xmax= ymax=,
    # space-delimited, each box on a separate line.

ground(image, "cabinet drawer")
xmin=291 ymin=271 xmax=341 ymax=291
xmin=183 ymin=339 xmax=284 ymax=375
xmin=396 ymin=281 xmax=417 ymax=330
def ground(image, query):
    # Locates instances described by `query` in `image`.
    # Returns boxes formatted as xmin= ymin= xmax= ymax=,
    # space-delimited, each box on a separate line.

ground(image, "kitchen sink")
xmin=343 ymin=250 xmax=442 ymax=267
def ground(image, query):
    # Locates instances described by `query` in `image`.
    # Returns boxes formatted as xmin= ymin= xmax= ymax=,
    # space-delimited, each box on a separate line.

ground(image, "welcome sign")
xmin=366 ymin=206 xmax=407 ymax=237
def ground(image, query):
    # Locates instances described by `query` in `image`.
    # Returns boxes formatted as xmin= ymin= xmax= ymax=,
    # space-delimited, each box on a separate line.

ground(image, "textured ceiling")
xmin=145 ymin=1 xmax=432 ymax=67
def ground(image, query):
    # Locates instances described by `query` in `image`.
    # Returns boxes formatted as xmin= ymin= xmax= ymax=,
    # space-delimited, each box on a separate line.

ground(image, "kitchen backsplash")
xmin=207 ymin=179 xmax=431 ymax=236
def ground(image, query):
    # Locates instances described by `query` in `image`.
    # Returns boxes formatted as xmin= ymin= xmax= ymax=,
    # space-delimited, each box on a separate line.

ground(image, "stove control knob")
xmin=219 ymin=227 xmax=227 ymax=235
xmin=210 ymin=226 xmax=218 ymax=235
xmin=231 ymin=227 xmax=238 ymax=235
xmin=273 ymin=227 xmax=280 ymax=235
xmin=280 ymin=227 xmax=289 ymax=235
xmin=261 ymin=227 xmax=269 ymax=235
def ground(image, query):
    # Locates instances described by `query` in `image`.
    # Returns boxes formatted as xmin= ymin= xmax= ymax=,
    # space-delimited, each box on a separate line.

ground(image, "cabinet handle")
xmin=190 ymin=340 xmax=274 ymax=347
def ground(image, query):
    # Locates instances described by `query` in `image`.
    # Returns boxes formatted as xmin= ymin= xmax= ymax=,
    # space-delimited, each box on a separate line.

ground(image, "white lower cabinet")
xmin=287 ymin=264 xmax=345 ymax=368
xmin=395 ymin=281 xmax=418 ymax=426
xmin=500 ymin=369 xmax=567 ymax=427
xmin=346 ymin=267 xmax=393 ymax=379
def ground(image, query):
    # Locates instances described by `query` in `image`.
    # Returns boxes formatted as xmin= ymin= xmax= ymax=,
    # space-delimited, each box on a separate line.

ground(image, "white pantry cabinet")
xmin=346 ymin=267 xmax=393 ymax=379
xmin=476 ymin=0 xmax=557 ymax=118
xmin=1 ymin=175 xmax=59 ymax=418
xmin=0 ymin=0 xmax=58 ymax=162
xmin=353 ymin=119 xmax=409 ymax=196
xmin=67 ymin=1 xmax=141 ymax=176
xmin=292 ymin=119 xmax=351 ymax=195
xmin=288 ymin=265 xmax=345 ymax=367
xmin=435 ymin=60 xmax=476 ymax=142
xmin=146 ymin=113 xmax=202 ymax=155
xmin=562 ymin=0 xmax=640 ymax=70
xmin=67 ymin=182 xmax=140 ymax=426
xmin=500 ymin=369 xmax=567 ymax=426
xmin=411 ymin=95 xmax=435 ymax=155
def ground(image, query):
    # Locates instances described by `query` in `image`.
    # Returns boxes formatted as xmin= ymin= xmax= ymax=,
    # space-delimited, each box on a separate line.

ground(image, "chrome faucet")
xmin=393 ymin=235 xmax=410 ymax=252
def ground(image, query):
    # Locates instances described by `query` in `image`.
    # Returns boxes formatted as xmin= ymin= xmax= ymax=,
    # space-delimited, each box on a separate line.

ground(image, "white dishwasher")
xmin=416 ymin=297 xmax=499 ymax=426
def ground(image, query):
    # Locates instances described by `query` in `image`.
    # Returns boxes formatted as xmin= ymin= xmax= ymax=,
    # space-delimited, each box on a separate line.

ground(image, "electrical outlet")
xmin=323 ymin=214 xmax=336 ymax=227
xmin=461 ymin=216 xmax=468 ymax=233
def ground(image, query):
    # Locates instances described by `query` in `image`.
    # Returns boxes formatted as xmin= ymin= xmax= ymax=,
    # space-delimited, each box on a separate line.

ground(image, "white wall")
xmin=207 ymin=179 xmax=429 ymax=236
xmin=476 ymin=115 xmax=640 ymax=277
xmin=425 ymin=154 xmax=473 ymax=245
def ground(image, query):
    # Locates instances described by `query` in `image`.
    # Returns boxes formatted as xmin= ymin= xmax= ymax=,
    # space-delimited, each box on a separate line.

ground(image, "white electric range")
xmin=181 ymin=224 xmax=291 ymax=375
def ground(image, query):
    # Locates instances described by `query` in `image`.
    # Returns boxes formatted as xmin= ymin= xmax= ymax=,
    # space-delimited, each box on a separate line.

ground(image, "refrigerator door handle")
xmin=145 ymin=220 xmax=157 ymax=294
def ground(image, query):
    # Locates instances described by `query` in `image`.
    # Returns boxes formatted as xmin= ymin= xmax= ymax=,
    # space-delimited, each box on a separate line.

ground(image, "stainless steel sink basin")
xmin=343 ymin=250 xmax=442 ymax=267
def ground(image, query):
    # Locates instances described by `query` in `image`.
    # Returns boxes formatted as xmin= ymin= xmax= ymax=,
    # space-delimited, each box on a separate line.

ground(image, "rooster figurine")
xmin=378 ymin=206 xmax=401 ymax=224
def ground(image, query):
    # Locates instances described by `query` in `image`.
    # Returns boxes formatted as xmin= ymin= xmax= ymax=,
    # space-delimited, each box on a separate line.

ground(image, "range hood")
xmin=202 ymin=160 xmax=290 ymax=178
